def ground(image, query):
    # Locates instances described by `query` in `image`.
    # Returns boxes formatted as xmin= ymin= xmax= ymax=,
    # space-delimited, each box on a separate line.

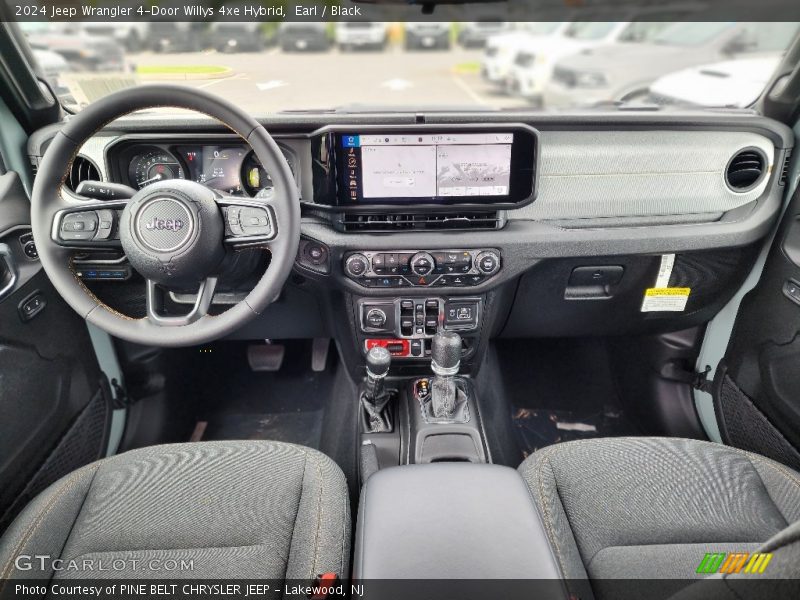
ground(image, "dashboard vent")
xmin=339 ymin=212 xmax=501 ymax=232
xmin=779 ymin=150 xmax=792 ymax=186
xmin=66 ymin=156 xmax=101 ymax=192
xmin=726 ymin=149 xmax=765 ymax=191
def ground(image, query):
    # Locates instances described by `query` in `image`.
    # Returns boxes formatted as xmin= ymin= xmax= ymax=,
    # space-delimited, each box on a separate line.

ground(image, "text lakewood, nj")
xmin=19 ymin=3 xmax=363 ymax=19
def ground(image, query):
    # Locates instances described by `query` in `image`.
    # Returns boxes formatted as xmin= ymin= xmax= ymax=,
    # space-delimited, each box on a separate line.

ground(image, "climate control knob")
xmin=410 ymin=252 xmax=435 ymax=276
xmin=475 ymin=251 xmax=501 ymax=275
xmin=345 ymin=253 xmax=369 ymax=277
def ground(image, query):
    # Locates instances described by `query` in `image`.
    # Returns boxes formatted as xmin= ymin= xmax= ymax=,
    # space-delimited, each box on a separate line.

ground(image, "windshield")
xmin=652 ymin=22 xmax=734 ymax=46
xmin=520 ymin=22 xmax=563 ymax=36
xmin=564 ymin=22 xmax=617 ymax=41
xmin=17 ymin=19 xmax=800 ymax=113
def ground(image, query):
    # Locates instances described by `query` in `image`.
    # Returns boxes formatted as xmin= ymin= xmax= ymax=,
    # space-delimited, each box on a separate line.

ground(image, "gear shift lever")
xmin=362 ymin=346 xmax=392 ymax=432
xmin=430 ymin=330 xmax=462 ymax=419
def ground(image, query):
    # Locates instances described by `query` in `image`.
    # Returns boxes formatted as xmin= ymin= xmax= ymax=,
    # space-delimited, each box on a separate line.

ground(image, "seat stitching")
xmin=535 ymin=446 xmax=570 ymax=580
xmin=338 ymin=475 xmax=347 ymax=577
xmin=286 ymin=448 xmax=308 ymax=577
xmin=0 ymin=464 xmax=99 ymax=586
xmin=309 ymin=456 xmax=325 ymax=580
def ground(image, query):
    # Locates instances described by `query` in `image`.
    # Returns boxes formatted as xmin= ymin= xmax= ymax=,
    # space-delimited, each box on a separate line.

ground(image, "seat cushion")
xmin=0 ymin=441 xmax=350 ymax=581
xmin=519 ymin=437 xmax=800 ymax=593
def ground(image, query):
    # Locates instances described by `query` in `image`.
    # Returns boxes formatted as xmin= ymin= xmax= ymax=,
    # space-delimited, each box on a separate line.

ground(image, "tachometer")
xmin=129 ymin=150 xmax=185 ymax=189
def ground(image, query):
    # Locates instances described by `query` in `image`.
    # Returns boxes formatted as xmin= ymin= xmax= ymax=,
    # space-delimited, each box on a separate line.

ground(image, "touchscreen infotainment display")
xmin=336 ymin=131 xmax=529 ymax=206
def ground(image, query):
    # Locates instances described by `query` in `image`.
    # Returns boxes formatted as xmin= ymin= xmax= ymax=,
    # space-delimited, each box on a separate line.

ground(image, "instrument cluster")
xmin=118 ymin=143 xmax=297 ymax=198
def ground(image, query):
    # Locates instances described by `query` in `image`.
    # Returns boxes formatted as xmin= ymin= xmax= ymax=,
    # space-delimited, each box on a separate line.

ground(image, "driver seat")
xmin=0 ymin=441 xmax=350 ymax=581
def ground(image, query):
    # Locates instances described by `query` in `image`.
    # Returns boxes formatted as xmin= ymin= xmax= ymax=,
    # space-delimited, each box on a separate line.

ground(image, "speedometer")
xmin=129 ymin=150 xmax=185 ymax=189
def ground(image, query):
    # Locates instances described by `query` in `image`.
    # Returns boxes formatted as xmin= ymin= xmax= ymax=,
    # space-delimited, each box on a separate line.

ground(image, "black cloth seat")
xmin=519 ymin=437 xmax=800 ymax=599
xmin=0 ymin=441 xmax=350 ymax=581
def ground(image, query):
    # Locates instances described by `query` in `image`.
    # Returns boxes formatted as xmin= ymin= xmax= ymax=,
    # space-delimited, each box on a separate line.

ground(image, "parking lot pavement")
xmin=132 ymin=46 xmax=529 ymax=113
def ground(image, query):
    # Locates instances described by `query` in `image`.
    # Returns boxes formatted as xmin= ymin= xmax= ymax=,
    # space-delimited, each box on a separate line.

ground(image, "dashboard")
xmin=22 ymin=109 xmax=791 ymax=349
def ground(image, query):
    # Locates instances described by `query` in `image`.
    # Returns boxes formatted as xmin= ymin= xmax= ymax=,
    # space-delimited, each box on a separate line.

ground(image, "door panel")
xmin=0 ymin=170 xmax=108 ymax=532
xmin=719 ymin=185 xmax=800 ymax=469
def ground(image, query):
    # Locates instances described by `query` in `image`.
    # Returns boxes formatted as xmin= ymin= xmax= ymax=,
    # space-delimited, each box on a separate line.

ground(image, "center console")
xmin=354 ymin=463 xmax=567 ymax=587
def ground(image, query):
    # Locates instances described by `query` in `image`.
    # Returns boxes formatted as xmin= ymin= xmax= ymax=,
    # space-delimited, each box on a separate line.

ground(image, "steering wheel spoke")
xmin=217 ymin=195 xmax=278 ymax=247
xmin=146 ymin=276 xmax=218 ymax=326
xmin=52 ymin=201 xmax=126 ymax=249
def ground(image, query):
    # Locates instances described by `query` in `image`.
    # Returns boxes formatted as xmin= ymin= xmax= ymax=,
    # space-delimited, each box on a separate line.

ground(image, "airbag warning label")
xmin=642 ymin=287 xmax=691 ymax=312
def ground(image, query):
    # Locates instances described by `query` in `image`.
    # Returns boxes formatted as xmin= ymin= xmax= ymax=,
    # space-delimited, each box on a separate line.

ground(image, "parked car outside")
xmin=209 ymin=22 xmax=269 ymax=53
xmin=81 ymin=22 xmax=149 ymax=52
xmin=481 ymin=22 xmax=570 ymax=89
xmin=458 ymin=22 xmax=511 ymax=48
xmin=404 ymin=22 xmax=452 ymax=50
xmin=278 ymin=22 xmax=331 ymax=52
xmin=21 ymin=23 xmax=128 ymax=73
xmin=146 ymin=22 xmax=207 ymax=53
xmin=335 ymin=22 xmax=389 ymax=52
xmin=544 ymin=22 xmax=800 ymax=108
xmin=506 ymin=20 xmax=675 ymax=104
xmin=648 ymin=55 xmax=784 ymax=108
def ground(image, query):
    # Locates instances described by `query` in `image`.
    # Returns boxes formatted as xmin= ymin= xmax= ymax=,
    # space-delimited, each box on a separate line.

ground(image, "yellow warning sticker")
xmin=642 ymin=287 xmax=691 ymax=312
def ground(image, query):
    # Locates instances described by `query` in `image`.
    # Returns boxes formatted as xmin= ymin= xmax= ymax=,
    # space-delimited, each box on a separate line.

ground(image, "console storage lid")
xmin=354 ymin=463 xmax=567 ymax=584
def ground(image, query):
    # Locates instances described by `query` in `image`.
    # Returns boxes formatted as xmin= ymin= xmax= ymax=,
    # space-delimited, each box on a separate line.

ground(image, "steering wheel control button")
xmin=238 ymin=206 xmax=272 ymax=237
xmin=92 ymin=209 xmax=116 ymax=241
xmin=225 ymin=207 xmax=244 ymax=236
xmin=60 ymin=211 xmax=99 ymax=241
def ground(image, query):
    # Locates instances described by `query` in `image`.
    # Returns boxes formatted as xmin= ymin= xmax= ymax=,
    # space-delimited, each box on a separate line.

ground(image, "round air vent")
xmin=66 ymin=155 xmax=101 ymax=192
xmin=725 ymin=148 xmax=766 ymax=192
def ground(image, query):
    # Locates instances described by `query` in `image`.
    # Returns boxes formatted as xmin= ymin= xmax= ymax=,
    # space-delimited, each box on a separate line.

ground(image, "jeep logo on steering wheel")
xmin=144 ymin=217 xmax=184 ymax=232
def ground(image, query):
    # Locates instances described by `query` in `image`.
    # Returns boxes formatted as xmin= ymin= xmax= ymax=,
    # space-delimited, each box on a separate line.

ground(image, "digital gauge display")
xmin=125 ymin=143 xmax=295 ymax=198
xmin=178 ymin=146 xmax=248 ymax=196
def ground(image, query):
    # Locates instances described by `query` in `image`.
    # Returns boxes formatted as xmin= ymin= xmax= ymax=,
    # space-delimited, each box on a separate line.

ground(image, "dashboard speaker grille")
xmin=726 ymin=149 xmax=765 ymax=191
xmin=339 ymin=212 xmax=501 ymax=232
xmin=66 ymin=156 xmax=101 ymax=192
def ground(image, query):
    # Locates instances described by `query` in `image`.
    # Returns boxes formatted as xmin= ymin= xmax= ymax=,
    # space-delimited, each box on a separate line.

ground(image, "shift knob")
xmin=366 ymin=346 xmax=391 ymax=378
xmin=431 ymin=330 xmax=461 ymax=376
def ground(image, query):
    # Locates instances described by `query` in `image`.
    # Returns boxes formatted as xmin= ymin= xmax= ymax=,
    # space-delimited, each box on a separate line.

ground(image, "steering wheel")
xmin=30 ymin=85 xmax=300 ymax=347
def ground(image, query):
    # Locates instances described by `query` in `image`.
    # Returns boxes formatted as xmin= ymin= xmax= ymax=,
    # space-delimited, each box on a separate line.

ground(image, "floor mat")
xmin=512 ymin=406 xmax=637 ymax=458
xmin=204 ymin=411 xmax=324 ymax=448
xmin=195 ymin=341 xmax=332 ymax=449
xmin=495 ymin=338 xmax=641 ymax=458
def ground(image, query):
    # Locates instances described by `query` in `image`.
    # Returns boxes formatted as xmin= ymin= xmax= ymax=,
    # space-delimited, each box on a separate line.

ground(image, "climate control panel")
xmin=344 ymin=249 xmax=501 ymax=288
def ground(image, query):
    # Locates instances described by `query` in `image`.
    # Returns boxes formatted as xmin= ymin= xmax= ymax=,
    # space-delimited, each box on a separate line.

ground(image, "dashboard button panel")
xmin=344 ymin=249 xmax=500 ymax=288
